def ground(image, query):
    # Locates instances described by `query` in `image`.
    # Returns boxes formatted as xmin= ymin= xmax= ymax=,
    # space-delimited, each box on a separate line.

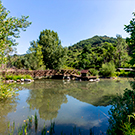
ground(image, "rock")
xmin=72 ymin=77 xmax=75 ymax=80
xmin=89 ymin=79 xmax=94 ymax=82
xmin=5 ymin=80 xmax=9 ymax=83
xmin=9 ymin=80 xmax=14 ymax=83
xmin=24 ymin=79 xmax=31 ymax=82
xmin=17 ymin=79 xmax=21 ymax=82
xmin=21 ymin=79 xmax=24 ymax=82
xmin=67 ymin=76 xmax=70 ymax=80
xmin=96 ymin=78 xmax=100 ymax=82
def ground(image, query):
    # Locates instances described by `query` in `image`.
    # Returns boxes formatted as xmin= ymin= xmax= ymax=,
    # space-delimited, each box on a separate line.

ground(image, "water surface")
xmin=0 ymin=78 xmax=132 ymax=135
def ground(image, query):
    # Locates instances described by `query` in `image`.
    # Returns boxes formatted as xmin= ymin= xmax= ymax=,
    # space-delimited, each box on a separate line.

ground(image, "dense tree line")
xmin=66 ymin=35 xmax=130 ymax=69
xmin=0 ymin=0 xmax=133 ymax=70
xmin=7 ymin=34 xmax=131 ymax=70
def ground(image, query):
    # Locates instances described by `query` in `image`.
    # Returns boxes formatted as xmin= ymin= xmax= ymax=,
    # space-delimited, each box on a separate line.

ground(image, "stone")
xmin=17 ymin=79 xmax=21 ymax=82
xmin=24 ymin=79 xmax=31 ymax=82
xmin=21 ymin=79 xmax=24 ymax=82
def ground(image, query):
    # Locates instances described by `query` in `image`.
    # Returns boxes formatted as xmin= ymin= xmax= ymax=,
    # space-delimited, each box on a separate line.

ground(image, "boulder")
xmin=24 ymin=79 xmax=31 ymax=82
xmin=21 ymin=79 xmax=24 ymax=82
xmin=17 ymin=79 xmax=21 ymax=82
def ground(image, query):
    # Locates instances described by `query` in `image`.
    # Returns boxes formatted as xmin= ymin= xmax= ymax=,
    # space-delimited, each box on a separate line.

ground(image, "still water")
xmin=0 ymin=78 xmax=133 ymax=135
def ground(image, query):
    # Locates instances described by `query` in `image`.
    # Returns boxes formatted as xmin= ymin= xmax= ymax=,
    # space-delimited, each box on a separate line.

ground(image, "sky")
xmin=2 ymin=0 xmax=135 ymax=54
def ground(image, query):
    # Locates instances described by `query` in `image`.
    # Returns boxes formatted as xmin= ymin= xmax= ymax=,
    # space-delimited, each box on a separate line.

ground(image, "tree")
xmin=26 ymin=41 xmax=44 ymax=70
xmin=38 ymin=29 xmax=67 ymax=69
xmin=0 ymin=0 xmax=31 ymax=66
xmin=113 ymin=35 xmax=129 ymax=67
xmin=124 ymin=12 xmax=135 ymax=65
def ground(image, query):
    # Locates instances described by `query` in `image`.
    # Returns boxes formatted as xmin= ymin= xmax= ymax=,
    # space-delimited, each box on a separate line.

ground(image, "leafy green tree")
xmin=0 ymin=0 xmax=31 ymax=66
xmin=100 ymin=61 xmax=116 ymax=77
xmin=101 ymin=42 xmax=116 ymax=64
xmin=38 ymin=29 xmax=67 ymax=69
xmin=26 ymin=41 xmax=44 ymax=70
xmin=124 ymin=12 xmax=135 ymax=65
xmin=114 ymin=35 xmax=129 ymax=67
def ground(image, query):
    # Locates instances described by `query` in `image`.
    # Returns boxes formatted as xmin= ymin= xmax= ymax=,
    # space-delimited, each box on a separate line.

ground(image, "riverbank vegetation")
xmin=107 ymin=12 xmax=135 ymax=134
xmin=4 ymin=74 xmax=33 ymax=81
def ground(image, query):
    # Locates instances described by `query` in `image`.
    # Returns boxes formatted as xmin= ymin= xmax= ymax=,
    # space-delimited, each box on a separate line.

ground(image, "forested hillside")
xmin=6 ymin=33 xmax=131 ymax=71
xmin=69 ymin=35 xmax=117 ymax=50
xmin=66 ymin=35 xmax=130 ymax=69
xmin=7 ymin=34 xmax=131 ymax=70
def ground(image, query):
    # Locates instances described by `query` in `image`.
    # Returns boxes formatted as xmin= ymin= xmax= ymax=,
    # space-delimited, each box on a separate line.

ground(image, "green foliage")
xmin=61 ymin=65 xmax=76 ymax=70
xmin=100 ymin=62 xmax=116 ymax=77
xmin=115 ymin=70 xmax=135 ymax=77
xmin=70 ymin=35 xmax=117 ymax=50
xmin=0 ymin=0 xmax=31 ymax=66
xmin=114 ymin=35 xmax=129 ymax=67
xmin=26 ymin=41 xmax=44 ymax=70
xmin=107 ymin=88 xmax=135 ymax=135
xmin=5 ymin=74 xmax=33 ymax=81
xmin=38 ymin=29 xmax=67 ymax=69
xmin=121 ymin=122 xmax=135 ymax=135
xmin=119 ymin=70 xmax=129 ymax=77
xmin=66 ymin=35 xmax=130 ymax=69
xmin=7 ymin=34 xmax=131 ymax=70
xmin=89 ymin=68 xmax=99 ymax=76
xmin=124 ymin=12 xmax=135 ymax=66
xmin=0 ymin=83 xmax=17 ymax=100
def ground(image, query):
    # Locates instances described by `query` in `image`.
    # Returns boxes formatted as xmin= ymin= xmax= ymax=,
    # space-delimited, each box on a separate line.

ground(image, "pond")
xmin=0 ymin=78 xmax=133 ymax=135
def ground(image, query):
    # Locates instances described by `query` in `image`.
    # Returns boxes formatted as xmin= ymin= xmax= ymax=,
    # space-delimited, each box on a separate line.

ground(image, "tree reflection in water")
xmin=26 ymin=80 xmax=68 ymax=120
xmin=26 ymin=79 xmax=132 ymax=121
xmin=0 ymin=96 xmax=18 ymax=134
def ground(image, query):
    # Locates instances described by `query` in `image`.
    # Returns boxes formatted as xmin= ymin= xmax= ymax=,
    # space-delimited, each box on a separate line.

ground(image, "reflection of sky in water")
xmin=7 ymin=91 xmax=110 ymax=134
xmin=1 ymin=79 xmax=132 ymax=134
xmin=56 ymin=95 xmax=110 ymax=134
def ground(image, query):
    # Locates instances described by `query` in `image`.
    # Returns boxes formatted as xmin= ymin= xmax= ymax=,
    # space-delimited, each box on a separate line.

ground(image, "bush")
xmin=89 ymin=68 xmax=99 ymax=76
xmin=99 ymin=62 xmax=116 ymax=77
xmin=107 ymin=88 xmax=135 ymax=135
xmin=5 ymin=74 xmax=33 ymax=81
xmin=115 ymin=70 xmax=135 ymax=77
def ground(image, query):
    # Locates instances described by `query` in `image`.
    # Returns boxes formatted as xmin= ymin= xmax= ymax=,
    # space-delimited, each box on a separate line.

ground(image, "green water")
xmin=0 ymin=78 xmax=133 ymax=135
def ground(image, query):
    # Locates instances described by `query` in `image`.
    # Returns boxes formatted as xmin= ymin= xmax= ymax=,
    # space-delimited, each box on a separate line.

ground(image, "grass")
xmin=4 ymin=74 xmax=33 ymax=81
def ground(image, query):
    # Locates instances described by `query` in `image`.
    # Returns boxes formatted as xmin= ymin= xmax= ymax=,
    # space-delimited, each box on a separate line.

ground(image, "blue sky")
xmin=2 ymin=0 xmax=135 ymax=54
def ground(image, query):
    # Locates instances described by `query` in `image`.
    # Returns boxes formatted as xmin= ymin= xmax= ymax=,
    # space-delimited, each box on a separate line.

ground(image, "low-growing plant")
xmin=115 ymin=70 xmax=135 ymax=77
xmin=25 ymin=74 xmax=33 ymax=80
xmin=77 ymin=71 xmax=81 ymax=75
xmin=107 ymin=87 xmax=135 ymax=135
xmin=4 ymin=74 xmax=33 ymax=81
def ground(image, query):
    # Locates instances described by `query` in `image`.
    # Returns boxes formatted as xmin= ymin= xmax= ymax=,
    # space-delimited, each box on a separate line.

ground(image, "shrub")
xmin=100 ymin=62 xmax=116 ymax=77
xmin=107 ymin=88 xmax=135 ymax=135
xmin=25 ymin=74 xmax=33 ymax=79
xmin=89 ymin=68 xmax=99 ymax=76
xmin=5 ymin=74 xmax=33 ymax=81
